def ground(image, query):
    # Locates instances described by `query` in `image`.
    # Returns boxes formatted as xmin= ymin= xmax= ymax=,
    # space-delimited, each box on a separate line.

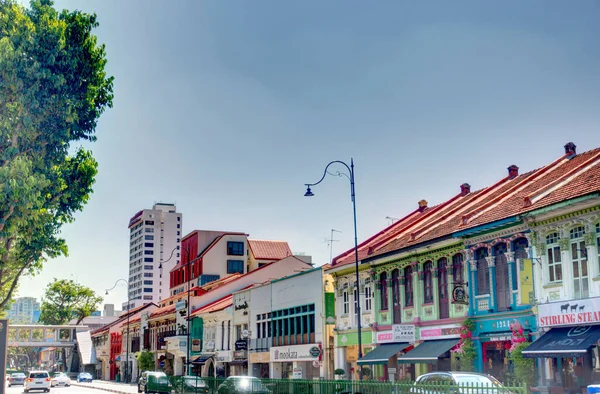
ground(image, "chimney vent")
xmin=507 ymin=165 xmax=519 ymax=179
xmin=460 ymin=183 xmax=471 ymax=196
xmin=418 ymin=200 xmax=428 ymax=212
xmin=564 ymin=142 xmax=577 ymax=156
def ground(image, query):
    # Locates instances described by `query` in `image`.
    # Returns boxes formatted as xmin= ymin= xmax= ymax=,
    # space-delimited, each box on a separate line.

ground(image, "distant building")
xmin=103 ymin=304 xmax=121 ymax=317
xmin=8 ymin=297 xmax=40 ymax=324
xmin=91 ymin=311 xmax=101 ymax=317
xmin=126 ymin=203 xmax=182 ymax=310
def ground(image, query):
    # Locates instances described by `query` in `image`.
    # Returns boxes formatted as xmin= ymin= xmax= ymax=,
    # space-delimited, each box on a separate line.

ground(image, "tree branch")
xmin=0 ymin=204 xmax=16 ymax=232
xmin=0 ymin=261 xmax=31 ymax=309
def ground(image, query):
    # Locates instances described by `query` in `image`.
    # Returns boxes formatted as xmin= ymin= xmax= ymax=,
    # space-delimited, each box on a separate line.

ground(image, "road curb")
xmin=71 ymin=383 xmax=135 ymax=394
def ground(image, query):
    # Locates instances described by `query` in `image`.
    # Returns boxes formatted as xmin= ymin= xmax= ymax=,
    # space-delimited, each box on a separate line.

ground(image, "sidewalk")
xmin=71 ymin=380 xmax=138 ymax=394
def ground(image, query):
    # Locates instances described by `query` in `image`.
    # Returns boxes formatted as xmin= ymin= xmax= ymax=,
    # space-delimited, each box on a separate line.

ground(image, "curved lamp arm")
xmin=159 ymin=244 xmax=191 ymax=270
xmin=304 ymin=159 xmax=355 ymax=202
xmin=105 ymin=278 xmax=128 ymax=295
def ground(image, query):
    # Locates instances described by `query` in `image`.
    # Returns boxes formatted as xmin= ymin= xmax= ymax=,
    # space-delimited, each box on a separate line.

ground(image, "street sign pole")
xmin=0 ymin=319 xmax=9 ymax=394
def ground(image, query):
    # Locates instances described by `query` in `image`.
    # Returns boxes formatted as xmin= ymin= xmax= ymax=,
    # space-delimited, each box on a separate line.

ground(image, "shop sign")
xmin=192 ymin=339 xmax=201 ymax=352
xmin=336 ymin=331 xmax=372 ymax=347
xmin=483 ymin=335 xmax=511 ymax=342
xmin=325 ymin=293 xmax=336 ymax=325
xmin=292 ymin=367 xmax=303 ymax=379
xmin=270 ymin=344 xmax=321 ymax=362
xmin=419 ymin=324 xmax=461 ymax=340
xmin=235 ymin=340 xmax=248 ymax=350
xmin=176 ymin=300 xmax=187 ymax=311
xmin=215 ymin=351 xmax=231 ymax=363
xmin=249 ymin=352 xmax=270 ymax=363
xmin=538 ymin=297 xmax=600 ymax=328
xmin=377 ymin=324 xmax=415 ymax=344
xmin=233 ymin=350 xmax=247 ymax=359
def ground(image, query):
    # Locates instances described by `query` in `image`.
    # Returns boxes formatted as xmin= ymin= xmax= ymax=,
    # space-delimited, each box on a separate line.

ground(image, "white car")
xmin=24 ymin=371 xmax=51 ymax=393
xmin=51 ymin=373 xmax=71 ymax=387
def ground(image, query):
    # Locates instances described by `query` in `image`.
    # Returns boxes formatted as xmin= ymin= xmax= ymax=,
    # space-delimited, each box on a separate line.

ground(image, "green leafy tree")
xmin=137 ymin=351 xmax=155 ymax=373
xmin=39 ymin=278 xmax=102 ymax=325
xmin=0 ymin=0 xmax=113 ymax=309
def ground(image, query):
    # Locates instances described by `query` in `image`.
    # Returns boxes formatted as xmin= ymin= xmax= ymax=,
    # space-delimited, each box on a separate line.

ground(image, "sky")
xmin=17 ymin=0 xmax=600 ymax=309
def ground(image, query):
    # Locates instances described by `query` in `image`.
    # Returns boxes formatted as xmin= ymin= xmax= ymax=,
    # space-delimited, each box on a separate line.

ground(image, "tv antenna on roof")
xmin=326 ymin=229 xmax=342 ymax=264
xmin=386 ymin=216 xmax=399 ymax=225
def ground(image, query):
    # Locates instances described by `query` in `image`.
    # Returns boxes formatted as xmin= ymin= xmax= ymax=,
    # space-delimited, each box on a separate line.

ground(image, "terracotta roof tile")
xmin=248 ymin=240 xmax=292 ymax=260
xmin=328 ymin=146 xmax=600 ymax=268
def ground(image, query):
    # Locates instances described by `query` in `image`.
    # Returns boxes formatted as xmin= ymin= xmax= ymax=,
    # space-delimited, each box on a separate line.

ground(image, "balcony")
xmin=156 ymin=330 xmax=176 ymax=350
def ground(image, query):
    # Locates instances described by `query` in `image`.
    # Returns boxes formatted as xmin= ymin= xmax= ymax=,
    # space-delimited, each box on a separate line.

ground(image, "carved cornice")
xmin=464 ymin=225 xmax=529 ymax=246
xmin=529 ymin=205 xmax=600 ymax=228
xmin=372 ymin=243 xmax=464 ymax=271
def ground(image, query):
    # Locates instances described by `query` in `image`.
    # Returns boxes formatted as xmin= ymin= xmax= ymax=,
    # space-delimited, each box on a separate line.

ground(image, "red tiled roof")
xmin=149 ymin=304 xmax=176 ymax=319
xmin=90 ymin=303 xmax=156 ymax=336
xmin=248 ymin=240 xmax=292 ymax=260
xmin=190 ymin=294 xmax=233 ymax=317
xmin=120 ymin=317 xmax=141 ymax=328
xmin=329 ymin=145 xmax=600 ymax=268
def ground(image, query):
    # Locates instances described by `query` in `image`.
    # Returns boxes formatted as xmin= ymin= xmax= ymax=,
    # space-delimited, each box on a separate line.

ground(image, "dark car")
xmin=217 ymin=376 xmax=270 ymax=394
xmin=138 ymin=371 xmax=172 ymax=394
xmin=174 ymin=376 xmax=210 ymax=394
xmin=413 ymin=372 xmax=505 ymax=394
xmin=77 ymin=372 xmax=93 ymax=383
xmin=8 ymin=373 xmax=26 ymax=387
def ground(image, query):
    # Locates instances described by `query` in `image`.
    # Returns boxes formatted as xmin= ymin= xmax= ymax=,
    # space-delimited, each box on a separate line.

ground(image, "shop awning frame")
xmin=397 ymin=339 xmax=459 ymax=364
xmin=522 ymin=325 xmax=600 ymax=359
xmin=191 ymin=354 xmax=214 ymax=364
xmin=357 ymin=343 xmax=410 ymax=365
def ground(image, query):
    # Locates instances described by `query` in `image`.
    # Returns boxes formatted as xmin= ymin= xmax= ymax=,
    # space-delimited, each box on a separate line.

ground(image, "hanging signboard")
xmin=519 ymin=259 xmax=533 ymax=305
xmin=325 ymin=293 xmax=336 ymax=325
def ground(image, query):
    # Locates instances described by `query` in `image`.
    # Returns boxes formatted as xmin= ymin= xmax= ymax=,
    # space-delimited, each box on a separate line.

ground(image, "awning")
xmin=357 ymin=343 xmax=409 ymax=365
xmin=115 ymin=356 xmax=121 ymax=361
xmin=397 ymin=339 xmax=459 ymax=364
xmin=522 ymin=325 xmax=600 ymax=358
xmin=229 ymin=360 xmax=248 ymax=365
xmin=191 ymin=354 xmax=214 ymax=364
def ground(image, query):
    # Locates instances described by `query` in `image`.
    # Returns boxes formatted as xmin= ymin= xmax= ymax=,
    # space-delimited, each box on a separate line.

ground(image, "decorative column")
xmin=505 ymin=251 xmax=516 ymax=307
xmin=469 ymin=258 xmax=478 ymax=315
xmin=584 ymin=232 xmax=598 ymax=295
xmin=413 ymin=263 xmax=422 ymax=319
xmin=486 ymin=252 xmax=496 ymax=311
xmin=558 ymin=237 xmax=573 ymax=299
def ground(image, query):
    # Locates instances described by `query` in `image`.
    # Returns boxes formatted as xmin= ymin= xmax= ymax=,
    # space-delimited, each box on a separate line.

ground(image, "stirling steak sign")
xmin=538 ymin=297 xmax=600 ymax=328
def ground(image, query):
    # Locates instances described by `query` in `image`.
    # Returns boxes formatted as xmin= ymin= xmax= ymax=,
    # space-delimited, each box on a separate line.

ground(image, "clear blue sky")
xmin=19 ymin=0 xmax=600 ymax=308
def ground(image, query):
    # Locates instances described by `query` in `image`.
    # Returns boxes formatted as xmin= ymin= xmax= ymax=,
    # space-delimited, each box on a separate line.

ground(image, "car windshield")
xmin=12 ymin=373 xmax=25 ymax=378
xmin=184 ymin=377 xmax=206 ymax=386
xmin=455 ymin=375 xmax=503 ymax=387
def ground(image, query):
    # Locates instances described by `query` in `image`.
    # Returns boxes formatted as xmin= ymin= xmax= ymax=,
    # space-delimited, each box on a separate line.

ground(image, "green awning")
xmin=357 ymin=343 xmax=409 ymax=365
xmin=397 ymin=339 xmax=459 ymax=364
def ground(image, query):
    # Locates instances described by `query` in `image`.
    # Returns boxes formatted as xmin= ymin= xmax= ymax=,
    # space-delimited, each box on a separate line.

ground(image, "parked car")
xmin=138 ymin=371 xmax=172 ymax=394
xmin=413 ymin=372 xmax=505 ymax=394
xmin=217 ymin=376 xmax=270 ymax=394
xmin=174 ymin=376 xmax=210 ymax=394
xmin=51 ymin=372 xmax=71 ymax=387
xmin=8 ymin=373 xmax=27 ymax=387
xmin=77 ymin=372 xmax=93 ymax=383
xmin=24 ymin=371 xmax=51 ymax=393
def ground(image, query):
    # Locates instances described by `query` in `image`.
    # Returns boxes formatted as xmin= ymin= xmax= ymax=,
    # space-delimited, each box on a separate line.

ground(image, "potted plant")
xmin=334 ymin=368 xmax=345 ymax=380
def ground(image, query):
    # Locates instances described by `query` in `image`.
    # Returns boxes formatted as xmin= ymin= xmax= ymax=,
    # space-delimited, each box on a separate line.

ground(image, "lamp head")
xmin=304 ymin=186 xmax=314 ymax=197
xmin=105 ymin=290 xmax=109 ymax=296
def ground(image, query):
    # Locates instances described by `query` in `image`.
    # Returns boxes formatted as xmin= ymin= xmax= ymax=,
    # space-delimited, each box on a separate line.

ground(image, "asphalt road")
xmin=4 ymin=385 xmax=112 ymax=394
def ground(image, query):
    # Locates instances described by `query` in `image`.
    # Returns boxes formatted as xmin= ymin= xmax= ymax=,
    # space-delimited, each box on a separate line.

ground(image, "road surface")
xmin=4 ymin=382 xmax=137 ymax=394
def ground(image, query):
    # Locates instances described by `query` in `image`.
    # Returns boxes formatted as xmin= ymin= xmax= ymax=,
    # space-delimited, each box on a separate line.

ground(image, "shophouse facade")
xmin=520 ymin=186 xmax=600 ymax=387
xmin=228 ymin=267 xmax=334 ymax=380
xmin=328 ymin=142 xmax=600 ymax=383
xmin=157 ymin=256 xmax=314 ymax=376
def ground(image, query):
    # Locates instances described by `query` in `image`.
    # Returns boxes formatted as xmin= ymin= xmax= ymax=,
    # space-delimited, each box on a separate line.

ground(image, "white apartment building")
xmin=8 ymin=297 xmax=41 ymax=324
xmin=126 ymin=203 xmax=182 ymax=310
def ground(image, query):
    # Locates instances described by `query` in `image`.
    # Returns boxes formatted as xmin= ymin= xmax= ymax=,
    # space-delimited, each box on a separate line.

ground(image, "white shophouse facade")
xmin=243 ymin=267 xmax=334 ymax=379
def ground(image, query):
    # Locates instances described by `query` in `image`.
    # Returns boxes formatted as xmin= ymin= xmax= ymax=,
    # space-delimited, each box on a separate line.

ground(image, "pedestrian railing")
xmin=167 ymin=376 xmax=528 ymax=394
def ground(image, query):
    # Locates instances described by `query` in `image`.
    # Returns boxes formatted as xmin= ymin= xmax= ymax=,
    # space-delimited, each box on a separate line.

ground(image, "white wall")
xmin=203 ymin=234 xmax=249 ymax=278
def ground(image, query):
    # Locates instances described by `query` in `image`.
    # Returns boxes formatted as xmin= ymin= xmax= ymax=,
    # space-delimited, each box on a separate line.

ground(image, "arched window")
xmin=546 ymin=232 xmax=562 ymax=283
xmin=452 ymin=253 xmax=464 ymax=283
xmin=476 ymin=248 xmax=490 ymax=295
xmin=570 ymin=226 xmax=589 ymax=299
xmin=423 ymin=261 xmax=433 ymax=303
xmin=513 ymin=237 xmax=529 ymax=290
xmin=379 ymin=272 xmax=388 ymax=310
xmin=404 ymin=266 xmax=413 ymax=307
xmin=438 ymin=258 xmax=449 ymax=319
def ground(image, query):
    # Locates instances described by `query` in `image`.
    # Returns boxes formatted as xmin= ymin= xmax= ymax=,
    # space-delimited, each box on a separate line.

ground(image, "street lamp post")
xmin=106 ymin=279 xmax=130 ymax=383
xmin=304 ymin=158 xmax=364 ymax=380
xmin=160 ymin=245 xmax=198 ymax=376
